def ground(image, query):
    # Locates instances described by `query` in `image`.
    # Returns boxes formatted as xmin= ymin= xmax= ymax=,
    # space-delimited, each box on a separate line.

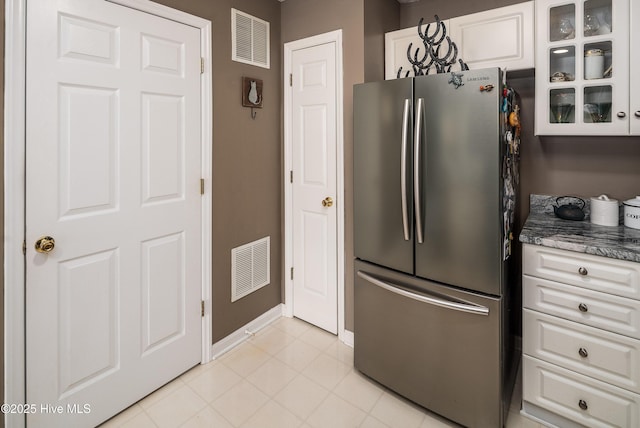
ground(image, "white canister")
xmin=584 ymin=49 xmax=605 ymax=79
xmin=623 ymin=196 xmax=640 ymax=229
xmin=590 ymin=194 xmax=619 ymax=226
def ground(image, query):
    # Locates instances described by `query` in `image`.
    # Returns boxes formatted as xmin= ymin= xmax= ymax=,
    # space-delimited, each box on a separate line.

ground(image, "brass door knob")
xmin=322 ymin=197 xmax=334 ymax=207
xmin=35 ymin=236 xmax=55 ymax=253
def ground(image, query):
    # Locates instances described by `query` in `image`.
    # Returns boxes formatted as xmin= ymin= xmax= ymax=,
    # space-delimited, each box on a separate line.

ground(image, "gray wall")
xmin=365 ymin=0 xmax=400 ymax=82
xmin=151 ymin=0 xmax=284 ymax=342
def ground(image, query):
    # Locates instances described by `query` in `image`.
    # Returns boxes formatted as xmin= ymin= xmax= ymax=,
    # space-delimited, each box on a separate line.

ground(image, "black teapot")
xmin=553 ymin=196 xmax=586 ymax=221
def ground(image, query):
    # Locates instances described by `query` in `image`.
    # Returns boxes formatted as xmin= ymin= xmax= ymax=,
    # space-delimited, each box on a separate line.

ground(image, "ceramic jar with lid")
xmin=590 ymin=194 xmax=619 ymax=226
xmin=623 ymin=196 xmax=640 ymax=229
xmin=584 ymin=49 xmax=604 ymax=80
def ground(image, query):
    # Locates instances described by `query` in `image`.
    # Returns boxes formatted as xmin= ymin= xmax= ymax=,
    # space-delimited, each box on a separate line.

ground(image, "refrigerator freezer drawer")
xmin=354 ymin=260 xmax=504 ymax=428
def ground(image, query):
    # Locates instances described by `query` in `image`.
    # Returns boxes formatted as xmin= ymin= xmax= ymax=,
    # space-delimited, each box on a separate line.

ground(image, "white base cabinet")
xmin=522 ymin=244 xmax=640 ymax=427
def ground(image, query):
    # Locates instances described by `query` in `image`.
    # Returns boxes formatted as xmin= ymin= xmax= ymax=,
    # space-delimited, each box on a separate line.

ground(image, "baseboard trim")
xmin=342 ymin=329 xmax=354 ymax=348
xmin=210 ymin=304 xmax=284 ymax=359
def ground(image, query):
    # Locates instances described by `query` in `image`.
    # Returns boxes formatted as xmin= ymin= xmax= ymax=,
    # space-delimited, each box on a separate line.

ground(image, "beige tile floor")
xmin=100 ymin=317 xmax=542 ymax=428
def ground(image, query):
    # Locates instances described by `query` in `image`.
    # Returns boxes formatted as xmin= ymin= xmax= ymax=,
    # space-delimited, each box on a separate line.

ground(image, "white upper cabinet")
xmin=384 ymin=26 xmax=416 ymax=79
xmin=449 ymin=2 xmax=534 ymax=71
xmin=384 ymin=2 xmax=534 ymax=80
xmin=534 ymin=0 xmax=637 ymax=136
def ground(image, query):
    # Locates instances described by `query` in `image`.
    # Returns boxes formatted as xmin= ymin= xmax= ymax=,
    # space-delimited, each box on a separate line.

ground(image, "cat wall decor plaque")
xmin=242 ymin=77 xmax=263 ymax=108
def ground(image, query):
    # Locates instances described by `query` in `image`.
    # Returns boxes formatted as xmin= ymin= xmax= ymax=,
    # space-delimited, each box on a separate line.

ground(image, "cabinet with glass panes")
xmin=534 ymin=0 xmax=638 ymax=135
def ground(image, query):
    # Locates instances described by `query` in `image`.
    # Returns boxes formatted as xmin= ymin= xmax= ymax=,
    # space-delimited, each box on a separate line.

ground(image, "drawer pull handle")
xmin=578 ymin=347 xmax=589 ymax=358
xmin=578 ymin=303 xmax=589 ymax=313
xmin=578 ymin=400 xmax=588 ymax=411
xmin=578 ymin=267 xmax=588 ymax=276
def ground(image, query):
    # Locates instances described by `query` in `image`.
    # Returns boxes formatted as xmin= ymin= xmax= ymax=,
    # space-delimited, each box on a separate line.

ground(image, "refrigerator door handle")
xmin=357 ymin=271 xmax=490 ymax=316
xmin=414 ymin=98 xmax=424 ymax=244
xmin=401 ymin=99 xmax=411 ymax=241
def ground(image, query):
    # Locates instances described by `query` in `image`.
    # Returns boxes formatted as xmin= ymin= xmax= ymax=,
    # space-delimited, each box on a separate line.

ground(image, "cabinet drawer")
xmin=524 ymin=309 xmax=640 ymax=393
xmin=523 ymin=275 xmax=640 ymax=339
xmin=523 ymin=244 xmax=640 ymax=300
xmin=523 ymin=355 xmax=640 ymax=428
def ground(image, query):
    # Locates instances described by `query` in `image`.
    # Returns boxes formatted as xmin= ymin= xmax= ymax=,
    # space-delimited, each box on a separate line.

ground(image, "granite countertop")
xmin=519 ymin=195 xmax=640 ymax=263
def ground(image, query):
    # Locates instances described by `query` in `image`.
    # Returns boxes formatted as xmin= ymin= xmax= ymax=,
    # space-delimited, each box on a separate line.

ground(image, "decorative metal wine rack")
xmin=397 ymin=15 xmax=469 ymax=78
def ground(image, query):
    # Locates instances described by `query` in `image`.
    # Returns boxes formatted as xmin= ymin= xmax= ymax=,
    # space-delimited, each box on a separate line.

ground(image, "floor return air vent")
xmin=231 ymin=236 xmax=270 ymax=302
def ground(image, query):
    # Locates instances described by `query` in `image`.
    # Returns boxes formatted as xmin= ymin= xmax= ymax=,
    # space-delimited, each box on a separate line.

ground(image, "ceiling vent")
xmin=231 ymin=8 xmax=270 ymax=69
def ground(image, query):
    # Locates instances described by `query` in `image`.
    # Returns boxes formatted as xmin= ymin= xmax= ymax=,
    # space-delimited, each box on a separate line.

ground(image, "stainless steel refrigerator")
xmin=353 ymin=68 xmax=519 ymax=428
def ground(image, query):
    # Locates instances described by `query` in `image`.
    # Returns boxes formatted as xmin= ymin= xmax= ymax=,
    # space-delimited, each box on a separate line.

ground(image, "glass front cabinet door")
xmin=535 ymin=0 xmax=635 ymax=135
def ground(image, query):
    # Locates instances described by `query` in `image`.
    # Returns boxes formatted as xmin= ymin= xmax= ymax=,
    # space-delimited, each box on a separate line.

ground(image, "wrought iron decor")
xmin=397 ymin=15 xmax=469 ymax=78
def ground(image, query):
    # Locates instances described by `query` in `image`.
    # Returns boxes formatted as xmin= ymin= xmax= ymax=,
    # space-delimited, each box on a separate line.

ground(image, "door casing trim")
xmin=3 ymin=2 xmax=213 ymax=426
xmin=283 ymin=30 xmax=345 ymax=341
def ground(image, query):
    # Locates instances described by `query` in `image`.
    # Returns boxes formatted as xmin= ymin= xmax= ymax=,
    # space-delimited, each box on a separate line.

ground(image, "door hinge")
xmin=22 ymin=240 xmax=26 ymax=256
xmin=200 ymin=178 xmax=205 ymax=195
xmin=290 ymin=267 xmax=294 ymax=280
xmin=290 ymin=170 xmax=293 ymax=183
xmin=289 ymin=73 xmax=293 ymax=87
xmin=201 ymin=300 xmax=205 ymax=317
xmin=200 ymin=58 xmax=205 ymax=74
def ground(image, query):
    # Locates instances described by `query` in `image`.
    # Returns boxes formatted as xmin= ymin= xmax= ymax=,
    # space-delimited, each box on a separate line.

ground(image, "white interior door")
xmin=25 ymin=1 xmax=202 ymax=426
xmin=291 ymin=42 xmax=338 ymax=334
